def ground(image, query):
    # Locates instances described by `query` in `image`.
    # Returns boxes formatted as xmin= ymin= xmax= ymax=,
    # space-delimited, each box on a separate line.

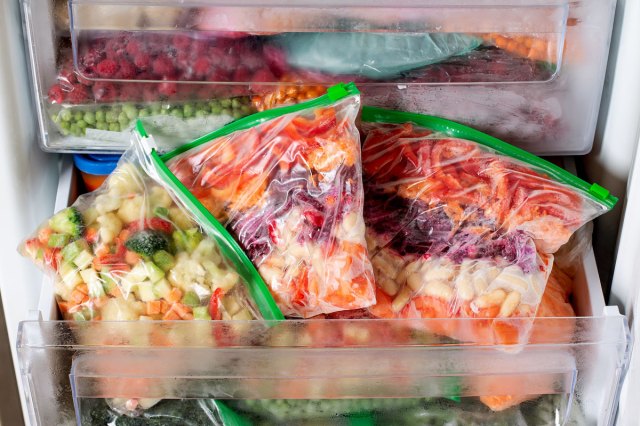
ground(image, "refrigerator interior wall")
xmin=22 ymin=0 xmax=615 ymax=154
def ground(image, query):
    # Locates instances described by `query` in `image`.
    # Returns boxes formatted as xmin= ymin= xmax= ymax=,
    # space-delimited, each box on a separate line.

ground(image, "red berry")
xmin=219 ymin=53 xmax=239 ymax=72
xmin=117 ymin=60 xmax=137 ymax=79
xmin=58 ymin=68 xmax=78 ymax=85
xmin=192 ymin=40 xmax=209 ymax=56
xmin=66 ymin=84 xmax=89 ymax=104
xmin=92 ymin=82 xmax=118 ymax=102
xmin=133 ymin=53 xmax=151 ymax=71
xmin=158 ymin=80 xmax=177 ymax=97
xmin=125 ymin=40 xmax=142 ymax=56
xmin=96 ymin=59 xmax=119 ymax=78
xmin=152 ymin=56 xmax=175 ymax=77
xmin=304 ymin=210 xmax=324 ymax=228
xmin=193 ymin=58 xmax=210 ymax=78
xmin=242 ymin=53 xmax=263 ymax=70
xmin=76 ymin=73 xmax=93 ymax=87
xmin=172 ymin=34 xmax=191 ymax=50
xmin=232 ymin=67 xmax=251 ymax=82
xmin=47 ymin=85 xmax=65 ymax=104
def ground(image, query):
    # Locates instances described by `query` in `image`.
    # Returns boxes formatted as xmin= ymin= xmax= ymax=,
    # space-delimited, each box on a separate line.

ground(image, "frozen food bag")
xmin=272 ymin=32 xmax=481 ymax=79
xmin=361 ymin=107 xmax=616 ymax=344
xmin=19 ymin=142 xmax=283 ymax=323
xmin=138 ymin=82 xmax=375 ymax=318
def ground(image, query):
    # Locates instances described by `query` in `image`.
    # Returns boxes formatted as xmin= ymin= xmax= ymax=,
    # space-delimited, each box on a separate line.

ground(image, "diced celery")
xmin=193 ymin=306 xmax=211 ymax=320
xmin=61 ymin=240 xmax=87 ymax=263
xmin=144 ymin=261 xmax=165 ymax=283
xmin=153 ymin=279 xmax=172 ymax=299
xmin=152 ymin=250 xmax=175 ymax=272
xmin=73 ymin=250 xmax=94 ymax=270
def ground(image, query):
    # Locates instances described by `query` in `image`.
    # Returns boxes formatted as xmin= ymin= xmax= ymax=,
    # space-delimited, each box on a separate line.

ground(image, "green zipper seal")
xmin=137 ymin=122 xmax=284 ymax=321
xmin=160 ymin=82 xmax=360 ymax=162
xmin=361 ymin=106 xmax=618 ymax=210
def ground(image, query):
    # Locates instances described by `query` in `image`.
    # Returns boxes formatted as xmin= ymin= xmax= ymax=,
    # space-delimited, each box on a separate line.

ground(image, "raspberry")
xmin=125 ymin=39 xmax=142 ymax=56
xmin=208 ymin=68 xmax=229 ymax=82
xmin=47 ymin=84 xmax=65 ymax=104
xmin=158 ymin=80 xmax=177 ymax=98
xmin=76 ymin=73 xmax=93 ymax=87
xmin=118 ymin=83 xmax=142 ymax=101
xmin=117 ymin=60 xmax=137 ymax=79
xmin=242 ymin=52 xmax=263 ymax=71
xmin=133 ymin=53 xmax=151 ymax=71
xmin=232 ymin=67 xmax=251 ymax=82
xmin=193 ymin=58 xmax=210 ymax=78
xmin=251 ymin=68 xmax=275 ymax=83
xmin=92 ymin=81 xmax=118 ymax=102
xmin=192 ymin=40 xmax=209 ymax=56
xmin=172 ymin=34 xmax=191 ymax=50
xmin=58 ymin=68 xmax=78 ymax=85
xmin=66 ymin=84 xmax=89 ymax=104
xmin=219 ymin=53 xmax=239 ymax=72
xmin=152 ymin=56 xmax=175 ymax=77
xmin=96 ymin=59 xmax=119 ymax=78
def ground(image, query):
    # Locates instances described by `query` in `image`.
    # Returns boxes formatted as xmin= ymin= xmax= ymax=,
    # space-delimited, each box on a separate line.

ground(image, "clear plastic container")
xmin=21 ymin=0 xmax=615 ymax=153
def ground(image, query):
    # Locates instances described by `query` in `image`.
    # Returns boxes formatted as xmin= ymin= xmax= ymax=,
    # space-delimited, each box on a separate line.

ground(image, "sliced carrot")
xmin=70 ymin=290 xmax=89 ymax=305
xmin=173 ymin=303 xmax=193 ymax=320
xmin=37 ymin=227 xmax=53 ymax=244
xmin=165 ymin=287 xmax=183 ymax=304
xmin=58 ymin=301 xmax=69 ymax=315
xmin=160 ymin=300 xmax=171 ymax=314
xmin=76 ymin=283 xmax=89 ymax=295
xmin=162 ymin=309 xmax=181 ymax=321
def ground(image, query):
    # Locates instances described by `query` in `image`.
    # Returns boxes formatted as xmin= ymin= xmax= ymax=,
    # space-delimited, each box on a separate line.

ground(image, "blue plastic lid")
xmin=73 ymin=154 xmax=121 ymax=176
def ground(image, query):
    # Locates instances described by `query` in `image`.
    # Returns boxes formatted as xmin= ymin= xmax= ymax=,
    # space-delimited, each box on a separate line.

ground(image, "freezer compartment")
xmin=22 ymin=0 xmax=614 ymax=154
xmin=17 ymin=158 xmax=631 ymax=425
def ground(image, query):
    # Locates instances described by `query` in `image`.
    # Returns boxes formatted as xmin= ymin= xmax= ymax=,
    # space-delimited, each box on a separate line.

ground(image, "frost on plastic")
xmin=166 ymin=94 xmax=375 ymax=318
xmin=362 ymin=122 xmax=610 ymax=344
xmin=19 ymin=146 xmax=261 ymax=323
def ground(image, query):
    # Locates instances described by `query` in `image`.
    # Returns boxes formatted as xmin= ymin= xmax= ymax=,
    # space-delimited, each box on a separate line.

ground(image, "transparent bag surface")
xmin=155 ymin=83 xmax=375 ymax=318
xmin=19 ymin=147 xmax=266 ymax=324
xmin=360 ymin=108 xmax=616 ymax=344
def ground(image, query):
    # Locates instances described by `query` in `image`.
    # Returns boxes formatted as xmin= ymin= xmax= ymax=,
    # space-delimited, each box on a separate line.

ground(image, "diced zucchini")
xmin=79 ymin=268 xmax=104 ymax=298
xmin=73 ymin=250 xmax=94 ymax=270
xmin=61 ymin=240 xmax=87 ymax=263
xmin=59 ymin=262 xmax=83 ymax=289
xmin=152 ymin=250 xmax=175 ymax=272
xmin=48 ymin=234 xmax=70 ymax=248
xmin=152 ymin=279 xmax=172 ymax=299
xmin=181 ymin=291 xmax=200 ymax=307
xmin=127 ymin=263 xmax=148 ymax=283
xmin=193 ymin=306 xmax=211 ymax=320
xmin=136 ymin=281 xmax=156 ymax=302
xmin=144 ymin=261 xmax=165 ymax=283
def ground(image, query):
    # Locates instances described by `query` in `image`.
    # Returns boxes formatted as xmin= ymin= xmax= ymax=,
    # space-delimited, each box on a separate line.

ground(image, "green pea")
xmin=232 ymin=110 xmax=243 ymax=119
xmin=117 ymin=111 xmax=128 ymax=122
xmin=138 ymin=108 xmax=150 ymax=118
xmin=73 ymin=111 xmax=83 ymax=122
xmin=83 ymin=112 xmax=96 ymax=125
xmin=241 ymin=105 xmax=253 ymax=115
xmin=119 ymin=117 xmax=129 ymax=129
xmin=111 ymin=106 xmax=122 ymax=115
xmin=210 ymin=105 xmax=222 ymax=114
xmin=195 ymin=110 xmax=207 ymax=118
xmin=95 ymin=110 xmax=105 ymax=122
xmin=76 ymin=119 xmax=88 ymax=129
xmin=209 ymin=100 xmax=220 ymax=109
xmin=150 ymin=104 xmax=162 ymax=115
xmin=170 ymin=109 xmax=183 ymax=119
xmin=105 ymin=111 xmax=117 ymax=123
xmin=69 ymin=123 xmax=81 ymax=136
xmin=96 ymin=122 xmax=108 ymax=131
xmin=59 ymin=121 xmax=70 ymax=130
xmin=51 ymin=114 xmax=60 ymax=124
xmin=108 ymin=123 xmax=120 ymax=132
xmin=231 ymin=98 xmax=241 ymax=109
xmin=123 ymin=103 xmax=138 ymax=120
xmin=221 ymin=108 xmax=232 ymax=117
xmin=220 ymin=99 xmax=232 ymax=108
xmin=60 ymin=128 xmax=70 ymax=136
xmin=60 ymin=109 xmax=73 ymax=122
xmin=183 ymin=103 xmax=194 ymax=118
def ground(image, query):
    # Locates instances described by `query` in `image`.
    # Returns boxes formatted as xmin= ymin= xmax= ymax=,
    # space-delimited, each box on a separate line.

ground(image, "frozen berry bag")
xmin=19 ymin=143 xmax=282 ymax=324
xmin=138 ymin=83 xmax=375 ymax=318
xmin=361 ymin=107 xmax=616 ymax=344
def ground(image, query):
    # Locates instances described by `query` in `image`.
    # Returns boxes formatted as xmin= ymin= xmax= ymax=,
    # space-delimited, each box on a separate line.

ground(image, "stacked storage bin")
xmin=17 ymin=0 xmax=630 ymax=425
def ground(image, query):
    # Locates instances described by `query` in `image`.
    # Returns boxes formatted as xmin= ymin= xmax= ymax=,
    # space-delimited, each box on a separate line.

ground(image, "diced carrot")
xmin=76 ymin=283 xmax=89 ymax=295
xmin=162 ymin=309 xmax=181 ymax=321
xmin=125 ymin=250 xmax=141 ymax=266
xmin=58 ymin=301 xmax=69 ymax=315
xmin=173 ymin=303 xmax=192 ymax=320
xmin=165 ymin=288 xmax=183 ymax=304
xmin=93 ymin=296 xmax=108 ymax=308
xmin=85 ymin=227 xmax=99 ymax=245
xmin=37 ymin=227 xmax=53 ymax=244
xmin=146 ymin=300 xmax=162 ymax=316
xmin=160 ymin=300 xmax=170 ymax=314
xmin=70 ymin=290 xmax=89 ymax=305
xmin=181 ymin=313 xmax=194 ymax=320
xmin=109 ymin=286 xmax=122 ymax=298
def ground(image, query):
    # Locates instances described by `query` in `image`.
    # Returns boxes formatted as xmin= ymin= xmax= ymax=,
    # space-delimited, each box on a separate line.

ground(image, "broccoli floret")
xmin=49 ymin=207 xmax=84 ymax=239
xmin=125 ymin=229 xmax=170 ymax=257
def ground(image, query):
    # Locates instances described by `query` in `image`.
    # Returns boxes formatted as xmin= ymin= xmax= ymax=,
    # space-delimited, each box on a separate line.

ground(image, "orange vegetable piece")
xmin=146 ymin=300 xmax=162 ymax=316
xmin=165 ymin=287 xmax=183 ymax=304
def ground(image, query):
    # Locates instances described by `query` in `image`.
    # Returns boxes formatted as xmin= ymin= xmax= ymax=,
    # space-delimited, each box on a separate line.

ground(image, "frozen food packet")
xmin=18 ymin=142 xmax=282 ymax=323
xmin=137 ymin=82 xmax=375 ymax=318
xmin=361 ymin=107 xmax=617 ymax=344
xmin=272 ymin=32 xmax=481 ymax=79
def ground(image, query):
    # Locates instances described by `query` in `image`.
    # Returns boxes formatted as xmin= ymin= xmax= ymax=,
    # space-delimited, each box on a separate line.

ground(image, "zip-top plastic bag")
xmin=137 ymin=83 xmax=375 ymax=318
xmin=19 ymin=143 xmax=282 ymax=323
xmin=361 ymin=107 xmax=617 ymax=344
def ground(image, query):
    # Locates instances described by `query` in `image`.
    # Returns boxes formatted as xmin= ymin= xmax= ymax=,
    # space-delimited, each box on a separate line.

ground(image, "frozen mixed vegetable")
xmin=361 ymin=107 xmax=616 ymax=344
xmin=20 ymin=148 xmax=269 ymax=323
xmin=148 ymin=83 xmax=375 ymax=318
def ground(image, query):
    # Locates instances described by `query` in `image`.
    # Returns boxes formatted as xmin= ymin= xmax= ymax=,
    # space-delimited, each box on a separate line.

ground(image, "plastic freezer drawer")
xmin=22 ymin=0 xmax=614 ymax=154
xmin=15 ymin=157 xmax=631 ymax=426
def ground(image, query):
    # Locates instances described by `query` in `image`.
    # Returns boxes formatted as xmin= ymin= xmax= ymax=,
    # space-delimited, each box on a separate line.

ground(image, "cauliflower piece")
xmin=168 ymin=252 xmax=207 ymax=291
xmin=168 ymin=206 xmax=195 ymax=230
xmin=108 ymin=163 xmax=144 ymax=196
xmin=101 ymin=298 xmax=141 ymax=321
xmin=95 ymin=193 xmax=122 ymax=215
xmin=82 ymin=207 xmax=100 ymax=226
xmin=117 ymin=195 xmax=146 ymax=224
xmin=96 ymin=213 xmax=123 ymax=244
xmin=149 ymin=186 xmax=173 ymax=210
xmin=191 ymin=238 xmax=221 ymax=264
